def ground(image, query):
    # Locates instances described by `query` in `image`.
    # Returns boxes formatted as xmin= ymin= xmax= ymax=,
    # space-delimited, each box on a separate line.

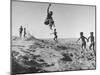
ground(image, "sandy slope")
xmin=11 ymin=34 xmax=96 ymax=74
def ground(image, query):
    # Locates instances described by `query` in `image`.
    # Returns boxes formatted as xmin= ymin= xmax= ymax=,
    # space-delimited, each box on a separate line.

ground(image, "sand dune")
xmin=11 ymin=34 xmax=96 ymax=74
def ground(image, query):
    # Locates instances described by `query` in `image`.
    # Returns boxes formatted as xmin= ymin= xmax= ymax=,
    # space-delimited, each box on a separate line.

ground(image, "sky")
xmin=12 ymin=1 xmax=95 ymax=38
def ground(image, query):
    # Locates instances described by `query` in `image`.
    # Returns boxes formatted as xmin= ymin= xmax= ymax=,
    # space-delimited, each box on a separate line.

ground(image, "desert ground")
xmin=11 ymin=33 xmax=96 ymax=74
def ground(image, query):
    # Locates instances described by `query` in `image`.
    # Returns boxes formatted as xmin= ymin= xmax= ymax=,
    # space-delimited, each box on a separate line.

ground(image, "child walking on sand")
xmin=77 ymin=32 xmax=88 ymax=50
xmin=88 ymin=32 xmax=95 ymax=50
xmin=88 ymin=32 xmax=95 ymax=56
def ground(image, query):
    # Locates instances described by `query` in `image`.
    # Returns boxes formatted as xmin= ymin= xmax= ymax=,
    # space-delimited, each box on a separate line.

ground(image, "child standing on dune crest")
xmin=51 ymin=29 xmax=58 ymax=42
xmin=24 ymin=28 xmax=26 ymax=37
xmin=19 ymin=26 xmax=23 ymax=38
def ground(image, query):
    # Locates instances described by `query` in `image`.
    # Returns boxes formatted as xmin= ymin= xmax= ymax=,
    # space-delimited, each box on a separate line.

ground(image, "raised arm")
xmin=47 ymin=4 xmax=51 ymax=13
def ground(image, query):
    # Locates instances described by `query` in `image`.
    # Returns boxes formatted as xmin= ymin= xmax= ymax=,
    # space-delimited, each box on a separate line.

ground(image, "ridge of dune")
xmin=11 ymin=33 xmax=96 ymax=74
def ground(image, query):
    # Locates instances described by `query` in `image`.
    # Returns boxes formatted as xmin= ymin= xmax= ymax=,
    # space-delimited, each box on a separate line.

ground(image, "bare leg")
xmin=53 ymin=23 xmax=55 ymax=27
xmin=49 ymin=19 xmax=53 ymax=30
xmin=89 ymin=43 xmax=92 ymax=50
xmin=93 ymin=43 xmax=95 ymax=50
xmin=84 ymin=43 xmax=88 ymax=51
xmin=82 ymin=44 xmax=84 ymax=50
xmin=81 ymin=44 xmax=84 ymax=54
xmin=49 ymin=25 xmax=53 ymax=30
xmin=24 ymin=34 xmax=25 ymax=37
xmin=54 ymin=37 xmax=55 ymax=41
xmin=84 ymin=45 xmax=86 ymax=49
xmin=56 ymin=36 xmax=58 ymax=41
xmin=92 ymin=43 xmax=96 ymax=56
xmin=19 ymin=33 xmax=21 ymax=37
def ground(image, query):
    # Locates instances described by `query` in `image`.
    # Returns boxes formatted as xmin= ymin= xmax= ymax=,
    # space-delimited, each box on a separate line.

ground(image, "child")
xmin=77 ymin=32 xmax=88 ymax=50
xmin=88 ymin=32 xmax=95 ymax=50
xmin=19 ymin=26 xmax=23 ymax=37
xmin=23 ymin=28 xmax=26 ymax=37
xmin=51 ymin=29 xmax=58 ymax=42
xmin=44 ymin=4 xmax=55 ymax=30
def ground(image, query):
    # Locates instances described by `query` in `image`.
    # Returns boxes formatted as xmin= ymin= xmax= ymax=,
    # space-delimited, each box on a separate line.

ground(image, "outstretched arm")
xmin=47 ymin=4 xmax=51 ymax=14
xmin=77 ymin=38 xmax=80 ymax=42
xmin=87 ymin=36 xmax=90 ymax=42
xmin=84 ymin=36 xmax=88 ymax=42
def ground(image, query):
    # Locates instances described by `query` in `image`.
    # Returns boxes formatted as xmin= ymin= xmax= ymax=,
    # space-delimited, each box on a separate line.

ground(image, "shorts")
xmin=44 ymin=18 xmax=54 ymax=25
xmin=82 ymin=42 xmax=86 ymax=46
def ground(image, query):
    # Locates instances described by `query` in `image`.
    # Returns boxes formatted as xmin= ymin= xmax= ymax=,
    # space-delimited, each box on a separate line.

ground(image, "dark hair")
xmin=90 ymin=32 xmax=93 ymax=35
xmin=80 ymin=32 xmax=83 ymax=35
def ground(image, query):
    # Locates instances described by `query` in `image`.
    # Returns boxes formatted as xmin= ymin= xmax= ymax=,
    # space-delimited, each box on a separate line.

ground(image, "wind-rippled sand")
xmin=11 ymin=34 xmax=96 ymax=74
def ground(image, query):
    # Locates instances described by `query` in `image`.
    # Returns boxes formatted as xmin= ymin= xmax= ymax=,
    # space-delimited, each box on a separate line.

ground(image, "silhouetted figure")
xmin=24 ymin=28 xmax=26 ymax=37
xmin=51 ymin=29 xmax=58 ymax=42
xmin=77 ymin=32 xmax=88 ymax=50
xmin=88 ymin=32 xmax=95 ymax=50
xmin=44 ymin=4 xmax=55 ymax=30
xmin=19 ymin=26 xmax=23 ymax=37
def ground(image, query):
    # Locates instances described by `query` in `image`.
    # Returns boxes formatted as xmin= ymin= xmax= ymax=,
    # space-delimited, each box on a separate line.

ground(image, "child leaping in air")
xmin=77 ymin=32 xmax=88 ymax=50
xmin=44 ymin=4 xmax=55 ymax=30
